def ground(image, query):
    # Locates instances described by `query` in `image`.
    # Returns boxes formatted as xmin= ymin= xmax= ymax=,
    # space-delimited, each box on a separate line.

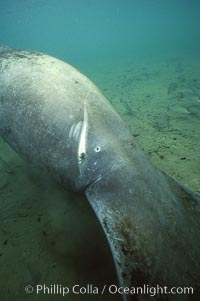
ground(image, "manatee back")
xmin=0 ymin=47 xmax=132 ymax=190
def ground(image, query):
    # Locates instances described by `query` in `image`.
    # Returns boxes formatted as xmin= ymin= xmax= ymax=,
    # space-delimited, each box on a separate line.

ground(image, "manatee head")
xmin=75 ymin=129 xmax=107 ymax=190
xmin=74 ymin=99 xmax=125 ymax=191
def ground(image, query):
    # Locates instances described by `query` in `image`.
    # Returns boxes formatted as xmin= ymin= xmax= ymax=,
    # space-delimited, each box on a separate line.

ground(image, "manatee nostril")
xmin=95 ymin=146 xmax=101 ymax=153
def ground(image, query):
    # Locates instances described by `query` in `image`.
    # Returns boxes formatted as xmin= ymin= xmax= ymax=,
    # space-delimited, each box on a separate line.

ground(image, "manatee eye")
xmin=94 ymin=146 xmax=101 ymax=153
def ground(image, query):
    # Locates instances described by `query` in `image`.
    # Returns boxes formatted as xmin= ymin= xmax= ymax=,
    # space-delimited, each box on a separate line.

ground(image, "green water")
xmin=0 ymin=1 xmax=200 ymax=300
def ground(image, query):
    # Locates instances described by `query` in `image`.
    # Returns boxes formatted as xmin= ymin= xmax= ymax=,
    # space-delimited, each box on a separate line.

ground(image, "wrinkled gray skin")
xmin=0 ymin=46 xmax=200 ymax=301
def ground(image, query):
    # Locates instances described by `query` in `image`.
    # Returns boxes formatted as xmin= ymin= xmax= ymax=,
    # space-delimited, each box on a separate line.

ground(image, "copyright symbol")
xmin=25 ymin=285 xmax=34 ymax=294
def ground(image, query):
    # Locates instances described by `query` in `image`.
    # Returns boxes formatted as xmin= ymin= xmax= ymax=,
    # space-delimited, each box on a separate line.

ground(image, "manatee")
xmin=0 ymin=46 xmax=200 ymax=301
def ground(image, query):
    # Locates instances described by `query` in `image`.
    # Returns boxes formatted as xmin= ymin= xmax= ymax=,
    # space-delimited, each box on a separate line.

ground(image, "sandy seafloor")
xmin=0 ymin=55 xmax=199 ymax=301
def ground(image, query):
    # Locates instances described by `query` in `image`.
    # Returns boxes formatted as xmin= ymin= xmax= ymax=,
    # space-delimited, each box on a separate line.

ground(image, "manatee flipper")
xmin=86 ymin=162 xmax=200 ymax=300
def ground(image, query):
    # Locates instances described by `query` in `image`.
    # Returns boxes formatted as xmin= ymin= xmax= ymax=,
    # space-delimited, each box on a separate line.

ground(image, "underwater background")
xmin=0 ymin=0 xmax=200 ymax=300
